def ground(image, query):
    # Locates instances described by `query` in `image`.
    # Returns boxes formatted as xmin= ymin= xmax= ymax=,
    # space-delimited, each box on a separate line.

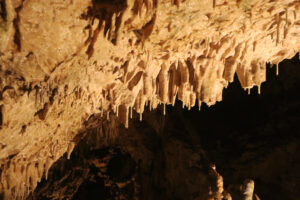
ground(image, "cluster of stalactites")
xmin=99 ymin=55 xmax=268 ymax=128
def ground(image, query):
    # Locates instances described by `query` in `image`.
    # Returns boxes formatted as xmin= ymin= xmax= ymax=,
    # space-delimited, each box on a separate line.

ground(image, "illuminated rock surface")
xmin=0 ymin=0 xmax=300 ymax=199
xmin=27 ymin=57 xmax=300 ymax=200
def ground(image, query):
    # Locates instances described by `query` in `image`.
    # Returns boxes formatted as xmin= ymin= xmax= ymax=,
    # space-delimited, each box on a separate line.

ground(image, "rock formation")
xmin=0 ymin=0 xmax=299 ymax=199
xmin=26 ymin=60 xmax=300 ymax=199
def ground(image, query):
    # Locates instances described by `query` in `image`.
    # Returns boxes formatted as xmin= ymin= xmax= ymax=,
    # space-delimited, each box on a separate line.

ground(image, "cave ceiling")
xmin=0 ymin=0 xmax=300 ymax=199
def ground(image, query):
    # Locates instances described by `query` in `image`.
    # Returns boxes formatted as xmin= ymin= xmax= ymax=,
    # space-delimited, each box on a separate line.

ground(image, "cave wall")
xmin=0 ymin=0 xmax=300 ymax=199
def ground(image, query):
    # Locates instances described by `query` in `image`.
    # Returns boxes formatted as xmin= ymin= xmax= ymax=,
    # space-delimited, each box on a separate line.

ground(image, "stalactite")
xmin=276 ymin=13 xmax=280 ymax=46
xmin=125 ymin=106 xmax=129 ymax=128
xmin=130 ymin=106 xmax=133 ymax=119
xmin=67 ymin=142 xmax=75 ymax=159
xmin=107 ymin=111 xmax=110 ymax=120
xmin=0 ymin=0 xmax=300 ymax=198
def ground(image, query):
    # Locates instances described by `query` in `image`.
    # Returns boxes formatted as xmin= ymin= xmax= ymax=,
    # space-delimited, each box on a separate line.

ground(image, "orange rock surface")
xmin=0 ymin=0 xmax=299 ymax=199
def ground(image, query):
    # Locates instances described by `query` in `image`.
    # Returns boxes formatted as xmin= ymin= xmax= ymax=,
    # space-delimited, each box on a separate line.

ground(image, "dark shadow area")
xmin=179 ymin=54 xmax=300 ymax=200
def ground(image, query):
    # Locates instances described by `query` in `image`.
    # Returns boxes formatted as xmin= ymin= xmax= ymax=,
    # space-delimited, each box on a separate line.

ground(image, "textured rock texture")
xmin=0 ymin=0 xmax=300 ymax=199
xmin=29 ymin=55 xmax=300 ymax=200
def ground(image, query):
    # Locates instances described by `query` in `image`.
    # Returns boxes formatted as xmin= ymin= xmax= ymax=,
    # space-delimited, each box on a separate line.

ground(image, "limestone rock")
xmin=0 ymin=0 xmax=299 ymax=199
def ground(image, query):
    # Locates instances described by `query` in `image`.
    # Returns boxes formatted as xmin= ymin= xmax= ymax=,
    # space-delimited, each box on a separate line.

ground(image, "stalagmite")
xmin=242 ymin=180 xmax=255 ymax=200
